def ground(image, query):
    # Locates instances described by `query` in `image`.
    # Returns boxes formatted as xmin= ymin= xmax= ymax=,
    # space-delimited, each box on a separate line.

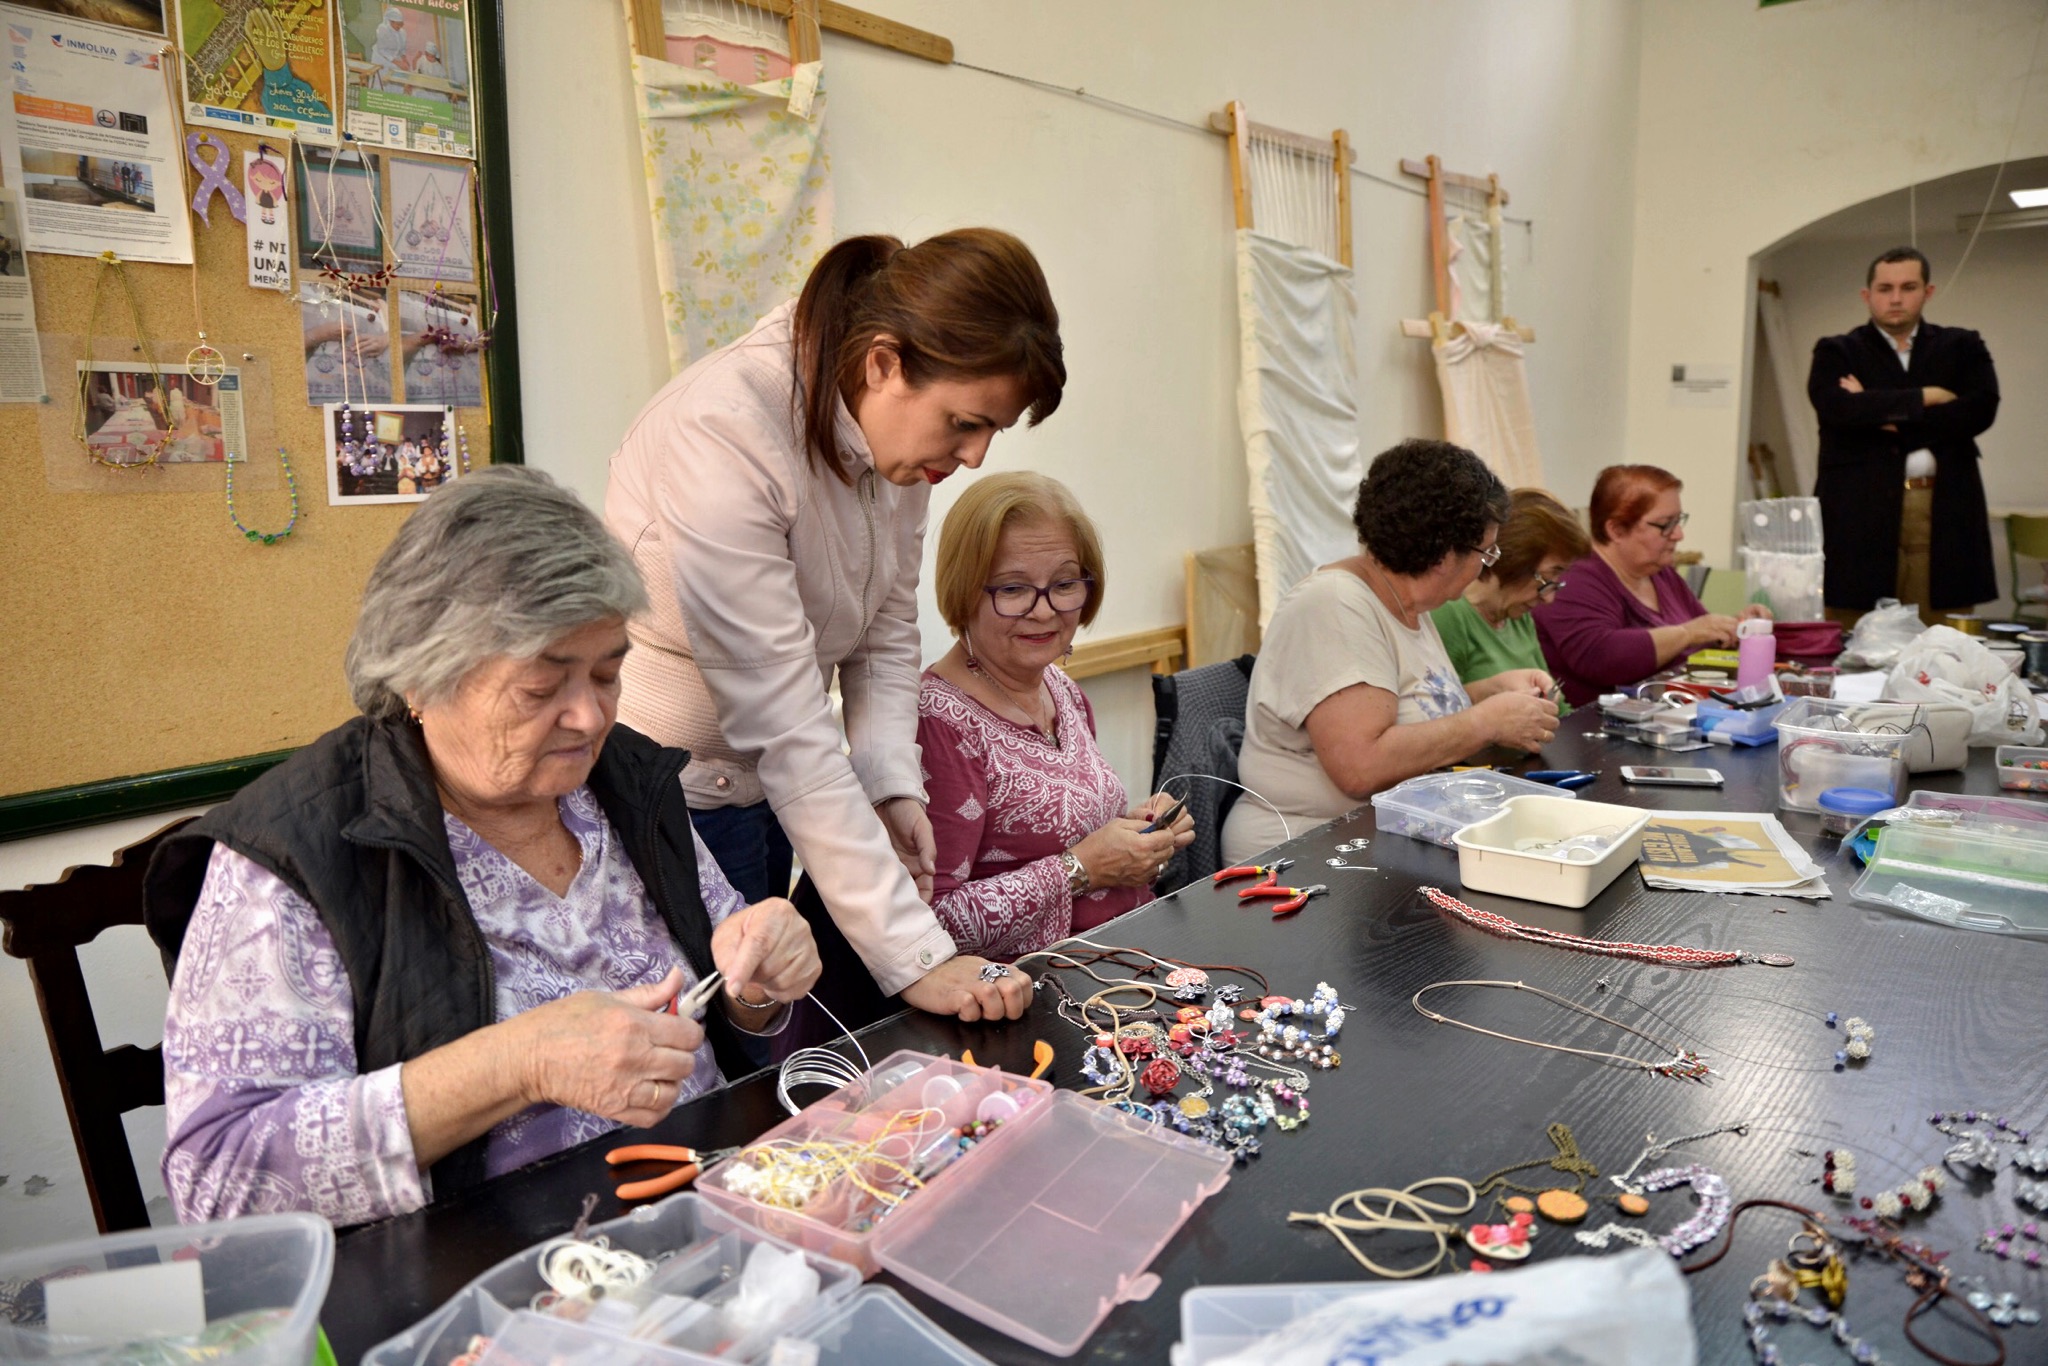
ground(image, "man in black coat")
xmin=1807 ymin=246 xmax=1999 ymax=621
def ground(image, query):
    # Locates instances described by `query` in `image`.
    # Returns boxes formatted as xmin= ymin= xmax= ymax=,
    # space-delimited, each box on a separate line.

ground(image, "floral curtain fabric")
xmin=631 ymin=52 xmax=833 ymax=372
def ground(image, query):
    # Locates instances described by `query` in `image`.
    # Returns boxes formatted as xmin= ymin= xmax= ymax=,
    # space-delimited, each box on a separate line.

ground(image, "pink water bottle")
xmin=1736 ymin=618 xmax=1775 ymax=690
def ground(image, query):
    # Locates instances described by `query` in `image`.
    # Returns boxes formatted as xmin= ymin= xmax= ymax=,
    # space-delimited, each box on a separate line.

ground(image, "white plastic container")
xmin=0 ymin=1212 xmax=333 ymax=1366
xmin=1452 ymin=795 xmax=1651 ymax=909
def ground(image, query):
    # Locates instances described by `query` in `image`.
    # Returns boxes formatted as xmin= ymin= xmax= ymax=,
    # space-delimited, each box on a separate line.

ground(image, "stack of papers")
xmin=1637 ymin=811 xmax=1830 ymax=899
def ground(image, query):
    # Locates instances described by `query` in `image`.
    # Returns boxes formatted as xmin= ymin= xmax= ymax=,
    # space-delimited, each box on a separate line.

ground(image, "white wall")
xmin=505 ymin=0 xmax=1648 ymax=791
xmin=1624 ymin=0 xmax=2048 ymax=568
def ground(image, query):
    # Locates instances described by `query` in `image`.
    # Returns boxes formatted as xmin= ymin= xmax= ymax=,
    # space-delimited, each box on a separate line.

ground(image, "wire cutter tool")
xmin=1237 ymin=880 xmax=1328 ymax=916
xmin=1140 ymin=796 xmax=1188 ymax=834
xmin=1525 ymin=770 xmax=1600 ymax=790
xmin=605 ymin=1143 xmax=743 ymax=1202
xmin=1212 ymin=858 xmax=1292 ymax=889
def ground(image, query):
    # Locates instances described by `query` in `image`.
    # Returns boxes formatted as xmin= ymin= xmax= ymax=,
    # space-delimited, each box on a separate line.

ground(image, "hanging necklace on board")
xmin=1410 ymin=978 xmax=1714 ymax=1081
xmin=77 ymin=252 xmax=169 ymax=471
xmin=224 ymin=447 xmax=300 ymax=545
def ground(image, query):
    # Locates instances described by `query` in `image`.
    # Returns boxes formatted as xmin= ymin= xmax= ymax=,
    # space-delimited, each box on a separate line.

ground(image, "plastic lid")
xmin=1817 ymin=787 xmax=1897 ymax=815
xmin=1737 ymin=617 xmax=1774 ymax=637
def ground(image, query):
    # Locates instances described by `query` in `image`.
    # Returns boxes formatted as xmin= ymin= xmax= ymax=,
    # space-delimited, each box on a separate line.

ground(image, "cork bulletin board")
xmin=0 ymin=2 xmax=522 ymax=822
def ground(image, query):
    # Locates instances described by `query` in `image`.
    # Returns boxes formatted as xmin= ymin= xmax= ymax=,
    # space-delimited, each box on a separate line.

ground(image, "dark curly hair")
xmin=1352 ymin=439 xmax=1510 ymax=575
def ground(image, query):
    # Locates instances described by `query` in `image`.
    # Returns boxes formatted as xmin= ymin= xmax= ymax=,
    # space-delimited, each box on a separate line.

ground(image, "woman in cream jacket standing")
xmin=607 ymin=230 xmax=1064 ymax=1022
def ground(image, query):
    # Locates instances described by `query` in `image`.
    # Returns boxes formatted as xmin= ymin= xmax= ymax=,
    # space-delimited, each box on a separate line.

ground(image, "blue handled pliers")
xmin=1525 ymin=769 xmax=1599 ymax=790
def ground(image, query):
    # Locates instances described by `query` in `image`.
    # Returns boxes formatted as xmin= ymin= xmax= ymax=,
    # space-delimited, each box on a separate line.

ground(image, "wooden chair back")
xmin=0 ymin=817 xmax=193 ymax=1232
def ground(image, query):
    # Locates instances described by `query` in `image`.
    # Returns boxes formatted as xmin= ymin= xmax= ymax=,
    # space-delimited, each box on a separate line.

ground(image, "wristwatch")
xmin=1059 ymin=849 xmax=1090 ymax=895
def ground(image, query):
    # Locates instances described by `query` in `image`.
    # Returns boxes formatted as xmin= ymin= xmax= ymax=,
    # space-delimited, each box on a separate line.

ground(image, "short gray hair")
xmin=345 ymin=467 xmax=647 ymax=719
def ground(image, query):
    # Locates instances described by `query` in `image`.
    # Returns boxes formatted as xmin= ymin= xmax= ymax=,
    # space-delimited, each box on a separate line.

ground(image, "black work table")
xmin=326 ymin=710 xmax=2048 ymax=1364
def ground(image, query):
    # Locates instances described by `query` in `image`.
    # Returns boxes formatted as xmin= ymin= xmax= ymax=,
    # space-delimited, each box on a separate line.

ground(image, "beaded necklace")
xmin=76 ymin=253 xmax=169 ymax=471
xmin=224 ymin=447 xmax=300 ymax=545
xmin=1420 ymin=886 xmax=1795 ymax=968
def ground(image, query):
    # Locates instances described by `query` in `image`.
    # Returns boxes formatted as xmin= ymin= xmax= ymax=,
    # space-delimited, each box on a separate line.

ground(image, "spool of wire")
xmin=775 ymin=991 xmax=873 ymax=1115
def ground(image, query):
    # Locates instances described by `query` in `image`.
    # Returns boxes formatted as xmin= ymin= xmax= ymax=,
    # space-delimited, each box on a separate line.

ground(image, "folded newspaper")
xmin=1637 ymin=811 xmax=1830 ymax=898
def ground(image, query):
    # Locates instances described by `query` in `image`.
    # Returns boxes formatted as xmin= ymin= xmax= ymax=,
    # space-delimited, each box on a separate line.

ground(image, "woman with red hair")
xmin=1533 ymin=465 xmax=1769 ymax=706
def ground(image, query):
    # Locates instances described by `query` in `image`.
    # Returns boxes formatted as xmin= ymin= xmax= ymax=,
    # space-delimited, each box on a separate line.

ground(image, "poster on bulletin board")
xmin=175 ymin=0 xmax=339 ymax=142
xmin=338 ymin=0 xmax=474 ymax=157
xmin=0 ymin=6 xmax=195 ymax=263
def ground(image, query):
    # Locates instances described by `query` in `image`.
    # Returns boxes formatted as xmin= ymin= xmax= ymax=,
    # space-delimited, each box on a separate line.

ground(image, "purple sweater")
xmin=1533 ymin=552 xmax=1707 ymax=706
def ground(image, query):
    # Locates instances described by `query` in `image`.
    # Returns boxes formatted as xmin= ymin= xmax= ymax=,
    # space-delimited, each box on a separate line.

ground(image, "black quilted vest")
xmin=144 ymin=715 xmax=747 ymax=1200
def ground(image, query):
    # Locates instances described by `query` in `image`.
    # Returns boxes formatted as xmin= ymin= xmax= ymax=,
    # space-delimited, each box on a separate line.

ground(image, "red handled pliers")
xmin=605 ymin=1143 xmax=741 ymax=1202
xmin=1212 ymin=858 xmax=1292 ymax=889
xmin=1237 ymin=881 xmax=1329 ymax=916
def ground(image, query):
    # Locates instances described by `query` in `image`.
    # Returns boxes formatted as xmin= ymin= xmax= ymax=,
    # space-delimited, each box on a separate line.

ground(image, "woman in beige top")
xmin=1222 ymin=440 xmax=1561 ymax=864
xmin=606 ymin=230 xmax=1064 ymax=1023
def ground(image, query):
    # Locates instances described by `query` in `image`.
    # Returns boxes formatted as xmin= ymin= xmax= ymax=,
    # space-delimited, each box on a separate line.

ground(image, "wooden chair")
xmin=2007 ymin=513 xmax=2048 ymax=627
xmin=0 ymin=818 xmax=193 ymax=1232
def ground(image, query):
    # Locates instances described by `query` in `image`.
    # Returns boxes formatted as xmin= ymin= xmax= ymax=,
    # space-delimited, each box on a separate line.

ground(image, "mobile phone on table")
xmin=1619 ymin=765 xmax=1725 ymax=786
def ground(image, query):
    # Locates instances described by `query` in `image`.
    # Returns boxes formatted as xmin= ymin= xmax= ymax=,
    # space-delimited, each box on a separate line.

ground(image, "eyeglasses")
xmin=1533 ymin=574 xmax=1567 ymax=597
xmin=985 ymin=577 xmax=1094 ymax=617
xmin=1645 ymin=513 xmax=1690 ymax=538
xmin=1472 ymin=543 xmax=1502 ymax=568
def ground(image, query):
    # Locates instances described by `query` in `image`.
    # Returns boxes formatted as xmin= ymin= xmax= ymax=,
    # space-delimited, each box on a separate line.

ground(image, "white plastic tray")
xmin=1453 ymin=795 xmax=1650 ymax=908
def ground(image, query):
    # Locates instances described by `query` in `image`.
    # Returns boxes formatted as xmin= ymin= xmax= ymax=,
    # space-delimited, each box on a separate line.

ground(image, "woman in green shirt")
xmin=1431 ymin=488 xmax=1589 ymax=706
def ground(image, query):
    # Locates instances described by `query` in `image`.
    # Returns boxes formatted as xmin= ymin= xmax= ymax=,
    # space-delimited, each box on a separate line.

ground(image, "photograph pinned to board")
xmin=398 ymin=286 xmax=481 ymax=406
xmin=324 ymin=401 xmax=455 ymax=504
xmin=77 ymin=362 xmax=246 ymax=464
xmin=300 ymin=279 xmax=392 ymax=405
xmin=1637 ymin=812 xmax=1830 ymax=899
xmin=338 ymin=0 xmax=474 ymax=158
xmin=295 ymin=143 xmax=384 ymax=271
xmin=5 ymin=0 xmax=164 ymax=34
xmin=0 ymin=188 xmax=49 ymax=402
xmin=0 ymin=9 xmax=192 ymax=263
xmin=176 ymin=0 xmax=337 ymax=141
xmin=388 ymin=155 xmax=472 ymax=281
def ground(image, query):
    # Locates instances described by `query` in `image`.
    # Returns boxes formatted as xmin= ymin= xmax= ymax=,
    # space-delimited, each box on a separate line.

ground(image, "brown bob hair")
xmin=1480 ymin=488 xmax=1591 ymax=584
xmin=791 ymin=229 xmax=1065 ymax=483
xmin=934 ymin=471 xmax=1104 ymax=636
xmin=1588 ymin=464 xmax=1683 ymax=544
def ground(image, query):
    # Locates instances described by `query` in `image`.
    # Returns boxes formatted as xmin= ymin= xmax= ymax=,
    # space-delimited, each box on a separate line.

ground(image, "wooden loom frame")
xmin=1209 ymin=101 xmax=1354 ymax=268
xmin=622 ymin=0 xmax=953 ymax=64
xmin=1397 ymin=155 xmax=1534 ymax=344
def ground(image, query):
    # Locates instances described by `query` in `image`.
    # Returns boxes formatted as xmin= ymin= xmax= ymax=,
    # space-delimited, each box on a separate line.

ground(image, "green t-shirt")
xmin=1430 ymin=596 xmax=1568 ymax=711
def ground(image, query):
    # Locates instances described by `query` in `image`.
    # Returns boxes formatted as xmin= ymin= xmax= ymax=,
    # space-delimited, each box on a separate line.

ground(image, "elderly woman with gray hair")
xmin=145 ymin=468 xmax=820 ymax=1225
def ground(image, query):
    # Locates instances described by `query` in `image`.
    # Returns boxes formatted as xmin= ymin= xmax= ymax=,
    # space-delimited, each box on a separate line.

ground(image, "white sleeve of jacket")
xmin=640 ymin=398 xmax=955 ymax=995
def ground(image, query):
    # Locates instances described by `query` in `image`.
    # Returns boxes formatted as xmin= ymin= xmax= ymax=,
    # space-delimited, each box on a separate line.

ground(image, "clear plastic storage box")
xmin=1371 ymin=771 xmax=1576 ymax=848
xmin=1851 ymin=822 xmax=2048 ymax=937
xmin=798 ymin=1287 xmax=992 ymax=1366
xmin=1996 ymin=746 xmax=2048 ymax=792
xmin=700 ymin=1054 xmax=1230 ymax=1357
xmin=1452 ymin=795 xmax=1651 ymax=909
xmin=695 ymin=1051 xmax=1054 ymax=1278
xmin=362 ymin=1193 xmax=860 ymax=1366
xmin=1171 ymin=1283 xmax=1365 ymax=1366
xmin=0 ymin=1211 xmax=333 ymax=1366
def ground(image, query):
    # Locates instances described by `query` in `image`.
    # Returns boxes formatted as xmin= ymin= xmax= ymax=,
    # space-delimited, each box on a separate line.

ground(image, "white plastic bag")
xmin=1837 ymin=599 xmax=1927 ymax=670
xmin=1887 ymin=626 xmax=2044 ymax=747
xmin=1203 ymin=1250 xmax=1693 ymax=1366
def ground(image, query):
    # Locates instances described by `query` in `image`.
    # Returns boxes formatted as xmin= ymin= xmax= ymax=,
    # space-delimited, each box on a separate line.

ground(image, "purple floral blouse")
xmin=162 ymin=785 xmax=750 ymax=1225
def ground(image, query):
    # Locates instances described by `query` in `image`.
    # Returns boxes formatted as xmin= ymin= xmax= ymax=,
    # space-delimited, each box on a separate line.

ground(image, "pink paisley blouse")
xmin=917 ymin=667 xmax=1150 ymax=960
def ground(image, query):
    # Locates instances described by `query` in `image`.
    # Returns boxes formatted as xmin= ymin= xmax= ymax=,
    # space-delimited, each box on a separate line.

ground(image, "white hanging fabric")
xmin=1432 ymin=322 xmax=1545 ymax=489
xmin=1446 ymin=213 xmax=1495 ymax=324
xmin=1756 ymin=284 xmax=1818 ymax=492
xmin=1235 ymin=228 xmax=1362 ymax=628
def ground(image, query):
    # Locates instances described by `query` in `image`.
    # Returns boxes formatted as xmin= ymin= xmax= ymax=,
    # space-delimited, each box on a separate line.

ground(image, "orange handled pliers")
xmin=1237 ymin=881 xmax=1328 ymax=916
xmin=605 ymin=1143 xmax=741 ymax=1202
xmin=1212 ymin=858 xmax=1292 ymax=889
